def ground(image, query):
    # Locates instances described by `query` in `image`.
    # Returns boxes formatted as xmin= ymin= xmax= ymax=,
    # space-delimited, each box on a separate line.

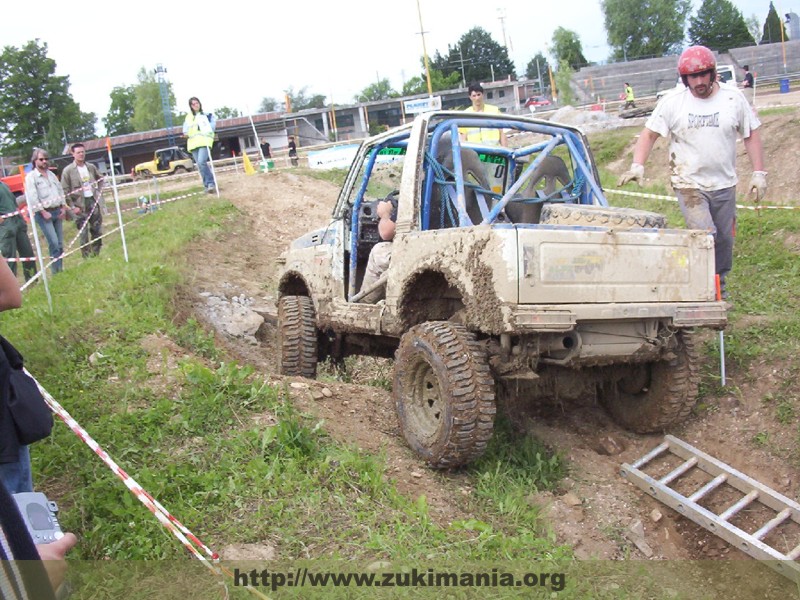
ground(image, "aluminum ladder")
xmin=621 ymin=434 xmax=800 ymax=584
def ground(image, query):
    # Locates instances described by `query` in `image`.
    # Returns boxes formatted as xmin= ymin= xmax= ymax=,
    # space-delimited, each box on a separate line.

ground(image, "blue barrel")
xmin=780 ymin=78 xmax=790 ymax=93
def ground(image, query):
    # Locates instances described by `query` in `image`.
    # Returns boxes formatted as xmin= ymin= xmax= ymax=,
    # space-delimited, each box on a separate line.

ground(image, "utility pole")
xmin=155 ymin=64 xmax=175 ymax=146
xmin=497 ymin=9 xmax=508 ymax=50
xmin=416 ymin=0 xmax=433 ymax=96
xmin=458 ymin=45 xmax=467 ymax=88
xmin=536 ymin=59 xmax=543 ymax=96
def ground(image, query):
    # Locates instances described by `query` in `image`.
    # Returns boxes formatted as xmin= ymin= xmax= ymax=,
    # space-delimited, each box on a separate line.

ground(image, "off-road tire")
xmin=541 ymin=203 xmax=666 ymax=229
xmin=394 ymin=321 xmax=496 ymax=468
xmin=598 ymin=330 xmax=700 ymax=433
xmin=139 ymin=169 xmax=151 ymax=178
xmin=173 ymin=166 xmax=188 ymax=174
xmin=278 ymin=295 xmax=318 ymax=378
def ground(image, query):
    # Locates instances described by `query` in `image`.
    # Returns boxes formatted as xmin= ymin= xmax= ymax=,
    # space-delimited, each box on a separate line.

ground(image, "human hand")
xmin=617 ymin=163 xmax=645 ymax=187
xmin=749 ymin=171 xmax=767 ymax=203
xmin=72 ymin=206 xmax=81 ymax=215
xmin=37 ymin=532 xmax=78 ymax=592
xmin=41 ymin=210 xmax=51 ymax=221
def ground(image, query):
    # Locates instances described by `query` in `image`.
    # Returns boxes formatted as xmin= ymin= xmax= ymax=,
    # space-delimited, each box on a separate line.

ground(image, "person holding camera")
xmin=1 ymin=479 xmax=78 ymax=600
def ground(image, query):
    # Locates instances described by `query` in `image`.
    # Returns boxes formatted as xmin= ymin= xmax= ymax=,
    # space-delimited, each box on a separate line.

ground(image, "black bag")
xmin=0 ymin=335 xmax=53 ymax=445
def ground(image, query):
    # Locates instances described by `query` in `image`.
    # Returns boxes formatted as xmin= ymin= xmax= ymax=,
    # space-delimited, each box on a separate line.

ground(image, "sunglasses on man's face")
xmin=37 ymin=158 xmax=49 ymax=162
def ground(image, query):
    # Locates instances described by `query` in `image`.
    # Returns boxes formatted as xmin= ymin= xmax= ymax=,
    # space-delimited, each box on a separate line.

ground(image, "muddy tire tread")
xmin=541 ymin=203 xmax=666 ymax=229
xmin=599 ymin=330 xmax=700 ymax=433
xmin=394 ymin=321 xmax=496 ymax=468
xmin=278 ymin=295 xmax=318 ymax=378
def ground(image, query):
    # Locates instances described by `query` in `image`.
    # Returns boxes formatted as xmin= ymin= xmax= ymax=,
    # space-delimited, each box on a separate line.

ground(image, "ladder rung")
xmin=689 ymin=473 xmax=728 ymax=502
xmin=660 ymin=456 xmax=698 ymax=486
xmin=719 ymin=489 xmax=759 ymax=521
xmin=787 ymin=542 xmax=800 ymax=560
xmin=753 ymin=508 xmax=793 ymax=541
xmin=630 ymin=441 xmax=670 ymax=470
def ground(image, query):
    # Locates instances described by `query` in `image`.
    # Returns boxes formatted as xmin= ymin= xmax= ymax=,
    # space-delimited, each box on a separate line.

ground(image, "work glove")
xmin=749 ymin=171 xmax=767 ymax=203
xmin=617 ymin=163 xmax=645 ymax=187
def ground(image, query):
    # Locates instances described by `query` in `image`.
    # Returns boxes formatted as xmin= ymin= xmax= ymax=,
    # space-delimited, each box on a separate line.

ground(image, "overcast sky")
xmin=0 ymin=0 xmax=786 ymax=134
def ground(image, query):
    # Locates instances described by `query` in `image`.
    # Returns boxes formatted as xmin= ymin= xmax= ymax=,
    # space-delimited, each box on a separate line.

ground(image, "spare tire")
xmin=540 ymin=203 xmax=666 ymax=229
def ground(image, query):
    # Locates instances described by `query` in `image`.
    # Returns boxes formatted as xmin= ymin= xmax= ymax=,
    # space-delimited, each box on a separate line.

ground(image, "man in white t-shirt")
xmin=61 ymin=142 xmax=104 ymax=257
xmin=617 ymin=45 xmax=766 ymax=301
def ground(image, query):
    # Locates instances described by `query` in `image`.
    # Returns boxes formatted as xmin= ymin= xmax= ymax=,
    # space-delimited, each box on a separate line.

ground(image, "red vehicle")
xmin=0 ymin=172 xmax=24 ymax=197
xmin=524 ymin=95 xmax=552 ymax=108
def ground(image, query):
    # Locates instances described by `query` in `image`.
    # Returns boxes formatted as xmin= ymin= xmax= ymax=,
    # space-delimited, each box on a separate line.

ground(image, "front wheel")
xmin=394 ymin=321 xmax=496 ymax=468
xmin=598 ymin=330 xmax=700 ymax=433
xmin=278 ymin=296 xmax=318 ymax=378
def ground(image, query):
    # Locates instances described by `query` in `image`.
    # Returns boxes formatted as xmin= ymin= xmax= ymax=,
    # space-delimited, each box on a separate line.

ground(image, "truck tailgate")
xmin=517 ymin=227 xmax=716 ymax=304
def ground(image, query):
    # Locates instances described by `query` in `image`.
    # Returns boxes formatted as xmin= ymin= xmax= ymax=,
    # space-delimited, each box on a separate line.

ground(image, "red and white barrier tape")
xmin=26 ymin=363 xmax=274 ymax=599
xmin=26 ymin=368 xmax=220 ymax=566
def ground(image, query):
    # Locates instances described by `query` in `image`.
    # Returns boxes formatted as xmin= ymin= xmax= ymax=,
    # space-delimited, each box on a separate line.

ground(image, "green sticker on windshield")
xmin=478 ymin=153 xmax=505 ymax=165
xmin=378 ymin=147 xmax=406 ymax=156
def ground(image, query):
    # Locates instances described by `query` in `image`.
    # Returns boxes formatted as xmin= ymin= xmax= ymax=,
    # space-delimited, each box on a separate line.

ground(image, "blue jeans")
xmin=192 ymin=146 xmax=215 ymax=189
xmin=0 ymin=445 xmax=33 ymax=494
xmin=34 ymin=207 xmax=64 ymax=274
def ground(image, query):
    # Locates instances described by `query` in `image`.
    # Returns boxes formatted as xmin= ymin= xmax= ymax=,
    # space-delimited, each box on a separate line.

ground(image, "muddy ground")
xmin=167 ymin=96 xmax=800 ymax=569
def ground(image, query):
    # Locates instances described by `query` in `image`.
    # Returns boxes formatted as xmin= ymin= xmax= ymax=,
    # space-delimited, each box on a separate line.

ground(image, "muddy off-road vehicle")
xmin=277 ymin=110 xmax=727 ymax=468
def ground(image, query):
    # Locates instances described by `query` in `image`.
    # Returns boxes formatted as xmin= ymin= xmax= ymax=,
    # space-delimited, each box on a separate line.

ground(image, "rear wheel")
xmin=278 ymin=296 xmax=318 ymax=378
xmin=598 ymin=330 xmax=700 ymax=432
xmin=173 ymin=166 xmax=188 ymax=174
xmin=394 ymin=321 xmax=496 ymax=468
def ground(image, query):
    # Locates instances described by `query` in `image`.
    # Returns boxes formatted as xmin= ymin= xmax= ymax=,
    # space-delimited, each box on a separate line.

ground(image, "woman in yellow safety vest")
xmin=182 ymin=97 xmax=216 ymax=193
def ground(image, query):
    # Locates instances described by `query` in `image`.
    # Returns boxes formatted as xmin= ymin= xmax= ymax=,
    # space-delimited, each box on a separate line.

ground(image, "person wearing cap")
xmin=459 ymin=82 xmax=507 ymax=146
xmin=617 ymin=45 xmax=765 ymax=302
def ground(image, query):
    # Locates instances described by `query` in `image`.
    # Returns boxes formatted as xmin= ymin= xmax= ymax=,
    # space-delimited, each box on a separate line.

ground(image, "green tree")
xmin=402 ymin=70 xmax=462 ymax=95
xmin=430 ymin=27 xmax=515 ymax=85
xmin=130 ymin=67 xmax=177 ymax=132
xmin=401 ymin=56 xmax=462 ymax=95
xmin=524 ymin=52 xmax=551 ymax=92
xmin=355 ymin=78 xmax=398 ymax=102
xmin=285 ymin=86 xmax=327 ymax=112
xmin=551 ymin=28 xmax=588 ymax=70
xmin=602 ymin=0 xmax=691 ymax=61
xmin=213 ymin=106 xmax=241 ymax=119
xmin=688 ymin=0 xmax=755 ymax=52
xmin=258 ymin=97 xmax=280 ymax=113
xmin=761 ymin=1 xmax=787 ymax=44
xmin=103 ymin=85 xmax=135 ymax=137
xmin=0 ymin=39 xmax=96 ymax=156
xmin=746 ymin=15 xmax=762 ymax=44
xmin=553 ymin=60 xmax=575 ymax=105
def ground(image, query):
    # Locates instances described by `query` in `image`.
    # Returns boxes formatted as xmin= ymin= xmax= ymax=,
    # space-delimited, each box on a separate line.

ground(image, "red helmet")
xmin=678 ymin=46 xmax=716 ymax=76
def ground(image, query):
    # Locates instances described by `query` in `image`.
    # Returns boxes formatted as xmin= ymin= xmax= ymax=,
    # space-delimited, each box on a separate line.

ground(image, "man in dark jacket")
xmin=0 ymin=182 xmax=36 ymax=281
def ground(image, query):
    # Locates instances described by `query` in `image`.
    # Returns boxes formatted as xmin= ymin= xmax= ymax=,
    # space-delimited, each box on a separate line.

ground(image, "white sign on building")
xmin=403 ymin=96 xmax=442 ymax=114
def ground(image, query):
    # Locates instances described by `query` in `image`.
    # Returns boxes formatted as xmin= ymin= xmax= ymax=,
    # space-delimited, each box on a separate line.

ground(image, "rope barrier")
xmin=605 ymin=187 xmax=800 ymax=211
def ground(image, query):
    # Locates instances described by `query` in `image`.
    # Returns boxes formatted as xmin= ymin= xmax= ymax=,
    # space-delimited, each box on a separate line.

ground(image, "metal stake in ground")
xmin=106 ymin=137 xmax=129 ymax=262
xmin=24 ymin=198 xmax=52 ymax=311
